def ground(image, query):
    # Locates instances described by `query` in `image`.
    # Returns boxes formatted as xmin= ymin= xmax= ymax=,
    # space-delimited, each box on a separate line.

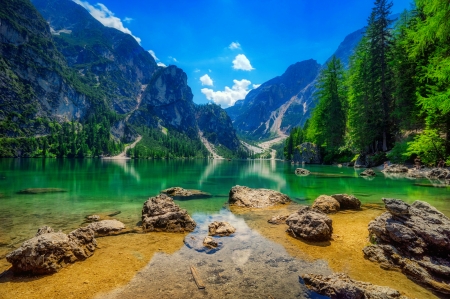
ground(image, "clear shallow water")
xmin=1 ymin=158 xmax=449 ymax=250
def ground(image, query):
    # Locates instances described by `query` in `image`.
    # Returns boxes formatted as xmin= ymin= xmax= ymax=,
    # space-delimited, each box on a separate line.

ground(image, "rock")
xmin=360 ymin=168 xmax=376 ymax=177
xmin=354 ymin=154 xmax=369 ymax=168
xmin=35 ymin=225 xmax=54 ymax=237
xmin=268 ymin=214 xmax=289 ymax=225
xmin=160 ymin=187 xmax=212 ymax=200
xmin=141 ymin=194 xmax=196 ymax=232
xmin=405 ymin=168 xmax=428 ymax=179
xmin=295 ymin=168 xmax=310 ymax=176
xmin=87 ymin=220 xmax=125 ymax=236
xmin=17 ymin=188 xmax=67 ymax=194
xmin=364 ymin=198 xmax=450 ymax=294
xmin=86 ymin=215 xmax=101 ymax=222
xmin=6 ymin=227 xmax=96 ymax=274
xmin=312 ymin=195 xmax=340 ymax=214
xmin=331 ymin=194 xmax=361 ymax=209
xmin=382 ymin=164 xmax=409 ymax=173
xmin=285 ymin=206 xmax=333 ymax=241
xmin=208 ymin=221 xmax=236 ymax=236
xmin=292 ymin=142 xmax=321 ymax=164
xmin=228 ymin=185 xmax=291 ymax=208
xmin=301 ymin=273 xmax=410 ymax=299
xmin=203 ymin=236 xmax=218 ymax=249
xmin=427 ymin=168 xmax=450 ymax=185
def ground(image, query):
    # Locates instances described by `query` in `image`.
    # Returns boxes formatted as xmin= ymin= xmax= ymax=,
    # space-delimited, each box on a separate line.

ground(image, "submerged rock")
xmin=17 ymin=188 xmax=67 ymax=194
xmin=268 ymin=214 xmax=289 ymax=225
xmin=208 ymin=221 xmax=236 ymax=236
xmin=301 ymin=273 xmax=410 ymax=299
xmin=360 ymin=168 xmax=376 ymax=177
xmin=364 ymin=198 xmax=450 ymax=294
xmin=35 ymin=225 xmax=54 ymax=237
xmin=228 ymin=185 xmax=291 ymax=208
xmin=87 ymin=219 xmax=125 ymax=236
xmin=295 ymin=168 xmax=310 ymax=176
xmin=312 ymin=195 xmax=340 ymax=214
xmin=141 ymin=194 xmax=196 ymax=232
xmin=331 ymin=194 xmax=361 ymax=209
xmin=161 ymin=187 xmax=212 ymax=200
xmin=203 ymin=236 xmax=218 ymax=249
xmin=86 ymin=215 xmax=101 ymax=222
xmin=6 ymin=227 xmax=96 ymax=274
xmin=286 ymin=206 xmax=333 ymax=241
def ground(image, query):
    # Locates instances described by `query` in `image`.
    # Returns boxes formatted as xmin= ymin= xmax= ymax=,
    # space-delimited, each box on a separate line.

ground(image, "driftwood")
xmin=190 ymin=265 xmax=205 ymax=289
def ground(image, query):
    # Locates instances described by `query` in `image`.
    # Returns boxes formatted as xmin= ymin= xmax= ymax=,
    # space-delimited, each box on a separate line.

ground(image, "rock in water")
xmin=382 ymin=164 xmax=409 ymax=173
xmin=141 ymin=194 xmax=196 ymax=232
xmin=268 ymin=214 xmax=289 ymax=225
xmin=208 ymin=221 xmax=236 ymax=236
xmin=35 ymin=225 xmax=54 ymax=237
xmin=301 ymin=273 xmax=410 ymax=299
xmin=6 ymin=227 xmax=96 ymax=274
xmin=86 ymin=215 xmax=101 ymax=222
xmin=160 ymin=187 xmax=212 ymax=200
xmin=312 ymin=195 xmax=340 ymax=214
xmin=360 ymin=168 xmax=376 ymax=177
xmin=228 ymin=185 xmax=291 ymax=208
xmin=331 ymin=194 xmax=361 ymax=209
xmin=285 ymin=206 xmax=333 ymax=241
xmin=295 ymin=168 xmax=310 ymax=176
xmin=364 ymin=198 xmax=450 ymax=294
xmin=87 ymin=220 xmax=125 ymax=236
xmin=203 ymin=236 xmax=218 ymax=249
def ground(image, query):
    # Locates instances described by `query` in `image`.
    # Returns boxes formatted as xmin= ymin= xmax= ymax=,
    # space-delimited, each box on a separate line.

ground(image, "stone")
xmin=285 ymin=206 xmax=333 ymax=241
xmin=208 ymin=221 xmax=236 ymax=236
xmin=268 ymin=214 xmax=289 ymax=225
xmin=160 ymin=187 xmax=212 ymax=200
xmin=312 ymin=195 xmax=340 ymax=214
xmin=17 ymin=188 xmax=67 ymax=194
xmin=382 ymin=164 xmax=409 ymax=173
xmin=86 ymin=215 xmax=101 ymax=222
xmin=295 ymin=168 xmax=310 ymax=176
xmin=141 ymin=194 xmax=196 ymax=232
xmin=35 ymin=225 xmax=54 ymax=237
xmin=364 ymin=198 xmax=450 ymax=294
xmin=292 ymin=142 xmax=321 ymax=164
xmin=360 ymin=168 xmax=376 ymax=177
xmin=203 ymin=236 xmax=218 ymax=249
xmin=354 ymin=154 xmax=369 ymax=168
xmin=228 ymin=185 xmax=291 ymax=208
xmin=301 ymin=273 xmax=410 ymax=299
xmin=87 ymin=219 xmax=125 ymax=236
xmin=331 ymin=194 xmax=361 ymax=209
xmin=6 ymin=227 xmax=96 ymax=274
xmin=427 ymin=168 xmax=450 ymax=184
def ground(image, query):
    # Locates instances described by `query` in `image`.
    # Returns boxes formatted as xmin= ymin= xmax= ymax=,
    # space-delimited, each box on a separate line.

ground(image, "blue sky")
xmin=73 ymin=0 xmax=413 ymax=107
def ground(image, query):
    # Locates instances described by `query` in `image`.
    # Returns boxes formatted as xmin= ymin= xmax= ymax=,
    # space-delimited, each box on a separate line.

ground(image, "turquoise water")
xmin=1 ymin=158 xmax=449 ymax=253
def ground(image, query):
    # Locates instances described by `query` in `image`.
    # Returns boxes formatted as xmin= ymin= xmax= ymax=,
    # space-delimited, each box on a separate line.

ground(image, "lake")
xmin=0 ymin=158 xmax=449 ymax=298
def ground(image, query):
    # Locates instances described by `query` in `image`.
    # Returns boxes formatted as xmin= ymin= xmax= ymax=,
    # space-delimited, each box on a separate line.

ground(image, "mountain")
xmin=0 ymin=0 xmax=242 ymax=158
xmin=226 ymin=28 xmax=365 ymax=141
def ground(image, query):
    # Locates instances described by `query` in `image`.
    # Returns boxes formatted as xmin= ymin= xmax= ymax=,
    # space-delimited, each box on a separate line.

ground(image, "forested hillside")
xmin=284 ymin=0 xmax=450 ymax=166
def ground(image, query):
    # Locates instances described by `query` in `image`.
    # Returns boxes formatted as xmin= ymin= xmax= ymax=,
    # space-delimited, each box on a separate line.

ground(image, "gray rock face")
xmin=228 ymin=186 xmax=291 ymax=208
xmin=293 ymin=143 xmax=321 ymax=164
xmin=295 ymin=168 xmax=310 ymax=176
xmin=364 ymin=198 xmax=450 ymax=294
xmin=331 ymin=194 xmax=361 ymax=209
xmin=354 ymin=154 xmax=369 ymax=168
xmin=286 ymin=206 xmax=333 ymax=241
xmin=6 ymin=227 xmax=96 ymax=274
xmin=301 ymin=273 xmax=410 ymax=299
xmin=427 ymin=168 xmax=450 ymax=185
xmin=87 ymin=219 xmax=125 ymax=236
xmin=161 ymin=187 xmax=212 ymax=200
xmin=141 ymin=194 xmax=196 ymax=232
xmin=208 ymin=221 xmax=236 ymax=236
xmin=360 ymin=168 xmax=376 ymax=177
xmin=312 ymin=195 xmax=340 ymax=214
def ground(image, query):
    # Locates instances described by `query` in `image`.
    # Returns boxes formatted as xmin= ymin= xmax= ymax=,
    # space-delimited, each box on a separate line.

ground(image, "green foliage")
xmin=284 ymin=126 xmax=306 ymax=160
xmin=387 ymin=136 xmax=413 ymax=163
xmin=369 ymin=151 xmax=387 ymax=166
xmin=406 ymin=129 xmax=446 ymax=165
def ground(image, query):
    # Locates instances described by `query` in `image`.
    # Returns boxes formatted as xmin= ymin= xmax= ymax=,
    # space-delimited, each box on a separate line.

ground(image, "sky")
xmin=72 ymin=0 xmax=413 ymax=108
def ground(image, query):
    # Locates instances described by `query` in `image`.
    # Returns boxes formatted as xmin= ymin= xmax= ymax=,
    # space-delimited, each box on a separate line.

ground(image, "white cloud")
xmin=229 ymin=42 xmax=241 ymax=50
xmin=157 ymin=62 xmax=167 ymax=67
xmin=201 ymin=79 xmax=253 ymax=108
xmin=194 ymin=68 xmax=201 ymax=73
xmin=173 ymin=57 xmax=178 ymax=62
xmin=73 ymin=0 xmax=141 ymax=44
xmin=200 ymin=74 xmax=213 ymax=86
xmin=252 ymin=84 xmax=261 ymax=89
xmin=148 ymin=50 xmax=158 ymax=61
xmin=232 ymin=54 xmax=254 ymax=71
xmin=123 ymin=17 xmax=133 ymax=23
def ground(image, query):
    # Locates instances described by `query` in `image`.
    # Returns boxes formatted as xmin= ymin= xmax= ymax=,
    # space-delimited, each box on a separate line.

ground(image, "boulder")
xmin=203 ymin=236 xmax=218 ymax=249
xmin=360 ymin=168 xmax=376 ymax=177
xmin=35 ymin=225 xmax=54 ymax=236
xmin=86 ymin=215 xmax=101 ymax=222
xmin=312 ymin=195 xmax=340 ymax=214
xmin=364 ymin=198 xmax=450 ymax=294
xmin=382 ymin=164 xmax=409 ymax=173
xmin=331 ymin=194 xmax=361 ymax=209
xmin=295 ymin=168 xmax=310 ymax=176
xmin=6 ymin=227 xmax=96 ymax=274
xmin=354 ymin=154 xmax=369 ymax=168
xmin=292 ymin=142 xmax=321 ymax=164
xmin=160 ymin=187 xmax=212 ymax=200
xmin=285 ymin=206 xmax=333 ymax=241
xmin=268 ymin=214 xmax=289 ymax=225
xmin=141 ymin=194 xmax=196 ymax=232
xmin=427 ymin=168 xmax=450 ymax=184
xmin=87 ymin=219 xmax=125 ymax=236
xmin=208 ymin=221 xmax=236 ymax=236
xmin=301 ymin=273 xmax=410 ymax=299
xmin=228 ymin=186 xmax=291 ymax=208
